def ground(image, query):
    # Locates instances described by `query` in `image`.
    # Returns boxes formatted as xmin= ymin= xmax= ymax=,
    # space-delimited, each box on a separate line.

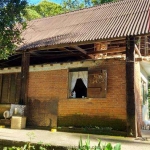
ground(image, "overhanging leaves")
xmin=0 ymin=0 xmax=27 ymax=59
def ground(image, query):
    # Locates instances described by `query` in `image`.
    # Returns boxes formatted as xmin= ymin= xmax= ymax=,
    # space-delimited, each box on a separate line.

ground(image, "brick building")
xmin=0 ymin=0 xmax=150 ymax=137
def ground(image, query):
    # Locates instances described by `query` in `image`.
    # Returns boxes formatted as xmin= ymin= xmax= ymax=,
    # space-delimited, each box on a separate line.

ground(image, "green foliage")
xmin=3 ymin=132 xmax=50 ymax=150
xmin=25 ymin=7 xmax=41 ymax=20
xmin=3 ymin=142 xmax=50 ymax=150
xmin=73 ymin=136 xmax=121 ymax=150
xmin=61 ymin=0 xmax=116 ymax=12
xmin=25 ymin=0 xmax=64 ymax=20
xmin=38 ymin=142 xmax=51 ymax=150
xmin=26 ymin=132 xmax=36 ymax=142
xmin=61 ymin=0 xmax=85 ymax=12
xmin=3 ymin=143 xmax=35 ymax=150
xmin=0 ymin=0 xmax=117 ymax=59
xmin=3 ymin=134 xmax=121 ymax=150
xmin=91 ymin=0 xmax=116 ymax=6
xmin=0 ymin=0 xmax=27 ymax=59
xmin=25 ymin=0 xmax=117 ymax=20
xmin=35 ymin=0 xmax=64 ymax=17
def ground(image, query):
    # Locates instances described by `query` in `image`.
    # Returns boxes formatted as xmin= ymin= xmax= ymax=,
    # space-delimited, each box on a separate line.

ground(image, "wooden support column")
xmin=126 ymin=36 xmax=137 ymax=137
xmin=20 ymin=51 xmax=30 ymax=105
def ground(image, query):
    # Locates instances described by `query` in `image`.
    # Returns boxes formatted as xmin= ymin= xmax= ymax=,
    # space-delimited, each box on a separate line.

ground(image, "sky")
xmin=27 ymin=0 xmax=62 ymax=5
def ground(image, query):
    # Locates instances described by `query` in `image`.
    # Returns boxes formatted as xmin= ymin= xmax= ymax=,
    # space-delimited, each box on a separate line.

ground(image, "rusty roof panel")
xmin=18 ymin=0 xmax=150 ymax=50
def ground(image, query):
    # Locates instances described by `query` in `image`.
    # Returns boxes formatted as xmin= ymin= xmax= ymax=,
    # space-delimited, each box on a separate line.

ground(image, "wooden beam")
xmin=135 ymin=44 xmax=141 ymax=57
xmin=17 ymin=35 xmax=149 ymax=52
xmin=7 ymin=74 xmax=11 ymax=103
xmin=28 ymin=52 xmax=86 ymax=59
xmin=17 ymin=37 xmax=126 ymax=52
xmin=59 ymin=47 xmax=75 ymax=54
xmin=94 ymin=42 xmax=109 ymax=51
xmin=136 ymin=57 xmax=150 ymax=61
xmin=145 ymin=36 xmax=148 ymax=56
xmin=88 ymin=47 xmax=125 ymax=54
xmin=110 ymin=40 xmax=125 ymax=44
xmin=59 ymin=47 xmax=86 ymax=59
xmin=30 ymin=51 xmax=41 ymax=57
xmin=126 ymin=36 xmax=137 ymax=137
xmin=29 ymin=46 xmax=125 ymax=59
xmin=71 ymin=45 xmax=87 ymax=55
xmin=71 ymin=45 xmax=95 ymax=59
xmin=135 ymin=57 xmax=143 ymax=61
xmin=20 ymin=52 xmax=30 ymax=105
xmin=138 ymin=37 xmax=141 ymax=51
xmin=0 ymin=75 xmax=2 ymax=103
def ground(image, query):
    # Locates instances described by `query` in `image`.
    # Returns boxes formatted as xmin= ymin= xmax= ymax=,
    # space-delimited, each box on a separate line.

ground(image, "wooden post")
xmin=20 ymin=51 xmax=30 ymax=105
xmin=126 ymin=36 xmax=137 ymax=137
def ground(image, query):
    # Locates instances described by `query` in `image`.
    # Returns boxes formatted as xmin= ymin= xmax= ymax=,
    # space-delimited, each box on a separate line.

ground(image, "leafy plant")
xmin=3 ymin=132 xmax=50 ymax=150
xmin=71 ymin=135 xmax=121 ymax=150
xmin=38 ymin=142 xmax=51 ymax=150
xmin=3 ymin=133 xmax=121 ymax=150
xmin=26 ymin=132 xmax=36 ymax=142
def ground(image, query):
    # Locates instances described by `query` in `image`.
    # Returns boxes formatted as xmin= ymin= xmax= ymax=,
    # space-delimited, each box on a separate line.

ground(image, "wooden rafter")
xmin=71 ymin=45 xmax=87 ymax=54
xmin=37 ymin=53 xmax=86 ymax=59
xmin=88 ymin=47 xmax=126 ymax=54
xmin=59 ymin=47 xmax=85 ymax=58
xmin=59 ymin=47 xmax=75 ymax=54
xmin=71 ymin=45 xmax=95 ymax=59
xmin=19 ymin=37 xmax=126 ymax=52
xmin=30 ymin=51 xmax=41 ymax=57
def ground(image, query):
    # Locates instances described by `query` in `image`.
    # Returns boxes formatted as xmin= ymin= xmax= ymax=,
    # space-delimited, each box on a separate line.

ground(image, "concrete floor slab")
xmin=0 ymin=128 xmax=150 ymax=150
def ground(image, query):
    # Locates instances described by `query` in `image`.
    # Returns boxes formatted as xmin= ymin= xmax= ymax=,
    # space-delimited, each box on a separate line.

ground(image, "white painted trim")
xmin=29 ymin=60 xmax=97 ymax=72
xmin=0 ymin=67 xmax=21 ymax=74
xmin=0 ymin=58 xmax=125 ymax=74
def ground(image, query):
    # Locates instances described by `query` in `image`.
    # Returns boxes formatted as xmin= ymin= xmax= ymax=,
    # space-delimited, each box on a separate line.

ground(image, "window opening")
xmin=69 ymin=70 xmax=88 ymax=98
xmin=69 ymin=68 xmax=107 ymax=99
xmin=72 ymin=78 xmax=87 ymax=98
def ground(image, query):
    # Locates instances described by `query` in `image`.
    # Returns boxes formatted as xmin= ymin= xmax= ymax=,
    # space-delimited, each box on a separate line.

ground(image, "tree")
xmin=25 ymin=0 xmax=64 ymax=20
xmin=62 ymin=0 xmax=84 ymax=12
xmin=25 ymin=7 xmax=41 ymax=20
xmin=25 ymin=0 xmax=116 ymax=21
xmin=35 ymin=0 xmax=64 ymax=17
xmin=0 ymin=0 xmax=27 ymax=59
xmin=91 ymin=0 xmax=116 ymax=6
xmin=61 ymin=0 xmax=115 ymax=12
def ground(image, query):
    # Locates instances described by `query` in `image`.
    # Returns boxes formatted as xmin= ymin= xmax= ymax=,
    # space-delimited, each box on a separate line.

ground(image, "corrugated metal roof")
xmin=19 ymin=0 xmax=150 ymax=50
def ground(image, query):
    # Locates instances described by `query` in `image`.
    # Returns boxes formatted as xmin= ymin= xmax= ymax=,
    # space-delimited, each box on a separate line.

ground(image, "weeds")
xmin=70 ymin=135 xmax=121 ymax=150
xmin=3 ymin=132 xmax=50 ymax=150
xmin=3 ymin=133 xmax=121 ymax=150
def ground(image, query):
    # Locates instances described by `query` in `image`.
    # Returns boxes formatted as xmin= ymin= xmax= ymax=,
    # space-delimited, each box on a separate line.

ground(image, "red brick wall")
xmin=58 ymin=59 xmax=127 ymax=130
xmin=27 ymin=59 xmax=127 ymax=131
xmin=27 ymin=69 xmax=68 ymax=127
xmin=28 ymin=69 xmax=68 ymax=99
